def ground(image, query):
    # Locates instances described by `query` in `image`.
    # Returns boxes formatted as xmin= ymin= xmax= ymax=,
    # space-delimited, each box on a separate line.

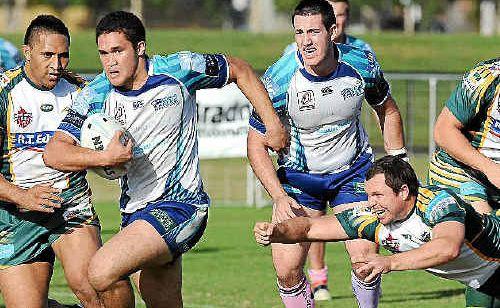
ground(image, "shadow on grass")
xmin=190 ymin=247 xmax=222 ymax=254
xmin=380 ymin=288 xmax=464 ymax=303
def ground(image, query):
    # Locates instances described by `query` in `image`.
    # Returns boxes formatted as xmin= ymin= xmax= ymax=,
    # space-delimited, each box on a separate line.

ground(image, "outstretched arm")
xmin=356 ymin=221 xmax=464 ymax=282
xmin=254 ymin=215 xmax=351 ymax=246
xmin=227 ymin=56 xmax=288 ymax=153
xmin=434 ymin=107 xmax=499 ymax=188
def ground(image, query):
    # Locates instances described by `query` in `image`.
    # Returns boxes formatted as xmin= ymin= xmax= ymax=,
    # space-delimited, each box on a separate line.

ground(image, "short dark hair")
xmin=24 ymin=15 xmax=70 ymax=46
xmin=292 ymin=0 xmax=336 ymax=30
xmin=366 ymin=156 xmax=419 ymax=197
xmin=96 ymin=11 xmax=145 ymax=48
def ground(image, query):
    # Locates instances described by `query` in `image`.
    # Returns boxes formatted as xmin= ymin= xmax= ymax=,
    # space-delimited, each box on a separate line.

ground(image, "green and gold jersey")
xmin=0 ymin=67 xmax=90 ymax=208
xmin=336 ymin=185 xmax=500 ymax=290
xmin=436 ymin=58 xmax=500 ymax=166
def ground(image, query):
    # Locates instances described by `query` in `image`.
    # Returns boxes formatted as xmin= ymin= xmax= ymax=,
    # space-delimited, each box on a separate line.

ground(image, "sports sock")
xmin=308 ymin=266 xmax=328 ymax=289
xmin=278 ymin=276 xmax=315 ymax=308
xmin=351 ymin=271 xmax=381 ymax=308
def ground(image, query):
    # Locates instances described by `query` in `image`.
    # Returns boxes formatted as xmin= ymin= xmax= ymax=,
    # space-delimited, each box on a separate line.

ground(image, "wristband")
xmin=387 ymin=147 xmax=409 ymax=162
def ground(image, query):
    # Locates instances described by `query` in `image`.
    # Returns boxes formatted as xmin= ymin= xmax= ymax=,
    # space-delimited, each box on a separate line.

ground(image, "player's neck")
xmin=333 ymin=33 xmax=346 ymax=45
xmin=123 ymin=57 xmax=148 ymax=91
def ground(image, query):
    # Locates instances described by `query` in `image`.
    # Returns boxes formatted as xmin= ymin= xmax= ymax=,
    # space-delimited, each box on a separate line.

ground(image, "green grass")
xmin=42 ymin=205 xmax=464 ymax=308
xmin=1 ymin=30 xmax=498 ymax=73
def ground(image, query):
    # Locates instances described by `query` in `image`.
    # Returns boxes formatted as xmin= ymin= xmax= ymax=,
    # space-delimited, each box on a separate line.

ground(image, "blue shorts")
xmin=278 ymin=153 xmax=373 ymax=211
xmin=121 ymin=200 xmax=208 ymax=259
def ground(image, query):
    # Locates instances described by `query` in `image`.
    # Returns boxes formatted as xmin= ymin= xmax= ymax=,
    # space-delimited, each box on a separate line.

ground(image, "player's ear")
xmin=329 ymin=24 xmax=337 ymax=40
xmin=22 ymin=45 xmax=31 ymax=62
xmin=136 ymin=41 xmax=146 ymax=57
xmin=399 ymin=184 xmax=410 ymax=201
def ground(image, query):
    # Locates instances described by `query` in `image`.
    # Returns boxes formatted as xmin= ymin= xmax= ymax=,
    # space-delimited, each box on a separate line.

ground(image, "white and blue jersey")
xmin=0 ymin=38 xmax=22 ymax=71
xmin=58 ymin=52 xmax=229 ymax=213
xmin=251 ymin=44 xmax=389 ymax=174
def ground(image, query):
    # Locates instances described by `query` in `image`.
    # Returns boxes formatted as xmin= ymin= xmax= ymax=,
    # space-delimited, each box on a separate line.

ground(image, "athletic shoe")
xmin=313 ymin=285 xmax=331 ymax=301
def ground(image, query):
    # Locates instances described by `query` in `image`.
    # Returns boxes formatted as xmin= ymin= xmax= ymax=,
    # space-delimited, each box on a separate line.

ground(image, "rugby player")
xmin=429 ymin=58 xmax=499 ymax=307
xmin=0 ymin=15 xmax=133 ymax=307
xmin=43 ymin=11 xmax=287 ymax=307
xmin=254 ymin=155 xmax=500 ymax=299
xmin=289 ymin=0 xmax=379 ymax=301
xmin=247 ymin=0 xmax=406 ymax=307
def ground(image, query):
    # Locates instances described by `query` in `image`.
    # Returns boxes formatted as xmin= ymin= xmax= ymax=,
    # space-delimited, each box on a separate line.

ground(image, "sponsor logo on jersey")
xmin=341 ymin=82 xmax=364 ymax=101
xmin=353 ymin=182 xmax=366 ymax=194
xmin=321 ymin=86 xmax=334 ymax=96
xmin=114 ymin=103 xmax=126 ymax=125
xmin=14 ymin=131 xmax=54 ymax=148
xmin=132 ymin=100 xmax=144 ymax=110
xmin=40 ymin=103 xmax=54 ymax=112
xmin=150 ymin=208 xmax=177 ymax=231
xmin=151 ymin=94 xmax=179 ymax=111
xmin=14 ymin=107 xmax=32 ymax=128
xmin=297 ymin=90 xmax=315 ymax=111
xmin=381 ymin=233 xmax=400 ymax=253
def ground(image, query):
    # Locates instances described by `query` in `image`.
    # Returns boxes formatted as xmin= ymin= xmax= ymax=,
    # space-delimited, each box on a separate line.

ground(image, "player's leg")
xmin=133 ymin=257 xmax=183 ymax=307
xmin=331 ymin=154 xmax=381 ymax=308
xmin=307 ymin=210 xmax=331 ymax=301
xmin=88 ymin=201 xmax=207 ymax=307
xmin=52 ymin=224 xmax=134 ymax=308
xmin=0 ymin=250 xmax=53 ymax=308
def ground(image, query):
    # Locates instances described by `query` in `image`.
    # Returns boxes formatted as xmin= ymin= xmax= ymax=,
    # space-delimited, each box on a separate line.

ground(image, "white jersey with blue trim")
xmin=58 ymin=52 xmax=229 ymax=213
xmin=250 ymin=44 xmax=389 ymax=174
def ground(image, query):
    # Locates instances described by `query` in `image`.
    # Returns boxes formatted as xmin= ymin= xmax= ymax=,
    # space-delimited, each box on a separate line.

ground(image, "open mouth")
xmin=108 ymin=70 xmax=119 ymax=78
xmin=372 ymin=209 xmax=385 ymax=218
xmin=303 ymin=46 xmax=317 ymax=57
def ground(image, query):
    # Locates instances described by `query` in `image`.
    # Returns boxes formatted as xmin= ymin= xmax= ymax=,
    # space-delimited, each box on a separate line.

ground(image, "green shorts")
xmin=428 ymin=154 xmax=499 ymax=209
xmin=0 ymin=192 xmax=99 ymax=268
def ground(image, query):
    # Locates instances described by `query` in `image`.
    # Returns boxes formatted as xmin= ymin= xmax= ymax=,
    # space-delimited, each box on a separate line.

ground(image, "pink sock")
xmin=308 ymin=266 xmax=328 ymax=289
xmin=278 ymin=276 xmax=315 ymax=308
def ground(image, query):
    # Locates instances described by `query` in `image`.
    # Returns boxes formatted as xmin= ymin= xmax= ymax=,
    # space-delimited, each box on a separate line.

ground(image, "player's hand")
xmin=265 ymin=121 xmax=289 ymax=153
xmin=16 ymin=183 xmax=62 ymax=213
xmin=356 ymin=254 xmax=392 ymax=282
xmin=254 ymin=222 xmax=275 ymax=246
xmin=272 ymin=195 xmax=301 ymax=223
xmin=102 ymin=131 xmax=133 ymax=167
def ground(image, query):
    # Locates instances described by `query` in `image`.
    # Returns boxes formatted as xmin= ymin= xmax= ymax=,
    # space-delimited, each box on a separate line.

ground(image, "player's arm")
xmin=254 ymin=215 xmax=350 ymax=246
xmin=43 ymin=130 xmax=132 ymax=172
xmin=227 ymin=56 xmax=288 ymax=153
xmin=434 ymin=107 xmax=499 ymax=188
xmin=373 ymin=96 xmax=406 ymax=158
xmin=247 ymin=129 xmax=299 ymax=222
xmin=356 ymin=221 xmax=464 ymax=282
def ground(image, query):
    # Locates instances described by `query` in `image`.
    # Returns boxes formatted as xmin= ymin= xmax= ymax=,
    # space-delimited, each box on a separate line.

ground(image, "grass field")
xmin=0 ymin=30 xmax=498 ymax=73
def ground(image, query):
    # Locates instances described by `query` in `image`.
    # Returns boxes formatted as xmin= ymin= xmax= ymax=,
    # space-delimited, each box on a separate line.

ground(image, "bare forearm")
xmin=44 ymin=138 xmax=106 ymax=172
xmin=271 ymin=217 xmax=312 ymax=243
xmin=375 ymin=97 xmax=405 ymax=151
xmin=388 ymin=239 xmax=459 ymax=271
xmin=0 ymin=176 xmax=25 ymax=206
xmin=247 ymin=134 xmax=287 ymax=200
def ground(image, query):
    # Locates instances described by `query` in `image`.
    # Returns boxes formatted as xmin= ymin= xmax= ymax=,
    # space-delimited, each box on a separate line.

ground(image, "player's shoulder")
xmin=416 ymin=186 xmax=465 ymax=225
xmin=346 ymin=35 xmax=374 ymax=53
xmin=264 ymin=50 xmax=300 ymax=82
xmin=0 ymin=67 xmax=23 ymax=93
xmin=338 ymin=43 xmax=379 ymax=77
xmin=461 ymin=58 xmax=500 ymax=93
xmin=71 ymin=73 xmax=112 ymax=115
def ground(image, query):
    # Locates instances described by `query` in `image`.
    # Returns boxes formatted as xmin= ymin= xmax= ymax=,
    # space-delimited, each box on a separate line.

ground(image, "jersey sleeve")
xmin=248 ymin=52 xmax=297 ymax=134
xmin=425 ymin=191 xmax=466 ymax=225
xmin=335 ymin=207 xmax=380 ymax=241
xmin=151 ymin=52 xmax=229 ymax=95
xmin=57 ymin=73 xmax=112 ymax=143
xmin=445 ymin=60 xmax=499 ymax=126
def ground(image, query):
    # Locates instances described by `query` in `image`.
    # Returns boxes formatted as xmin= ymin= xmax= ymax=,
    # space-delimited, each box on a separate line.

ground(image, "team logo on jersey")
xmin=114 ymin=103 xmax=126 ymax=125
xmin=40 ymin=103 xmax=54 ymax=112
xmin=321 ymin=86 xmax=334 ymax=96
xmin=381 ymin=233 xmax=400 ymax=253
xmin=14 ymin=107 xmax=32 ymax=128
xmin=297 ymin=90 xmax=315 ymax=111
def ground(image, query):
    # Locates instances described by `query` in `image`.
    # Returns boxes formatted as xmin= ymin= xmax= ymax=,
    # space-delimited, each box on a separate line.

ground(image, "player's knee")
xmin=275 ymin=267 xmax=304 ymax=287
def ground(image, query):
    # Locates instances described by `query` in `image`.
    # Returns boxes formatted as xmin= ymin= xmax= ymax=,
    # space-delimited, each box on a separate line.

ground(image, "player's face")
xmin=331 ymin=2 xmax=349 ymax=39
xmin=294 ymin=14 xmax=335 ymax=69
xmin=97 ymin=31 xmax=144 ymax=88
xmin=365 ymin=174 xmax=407 ymax=225
xmin=23 ymin=33 xmax=69 ymax=90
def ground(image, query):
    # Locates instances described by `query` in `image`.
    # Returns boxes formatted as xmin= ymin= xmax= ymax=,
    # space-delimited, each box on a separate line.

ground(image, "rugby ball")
xmin=80 ymin=113 xmax=129 ymax=180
